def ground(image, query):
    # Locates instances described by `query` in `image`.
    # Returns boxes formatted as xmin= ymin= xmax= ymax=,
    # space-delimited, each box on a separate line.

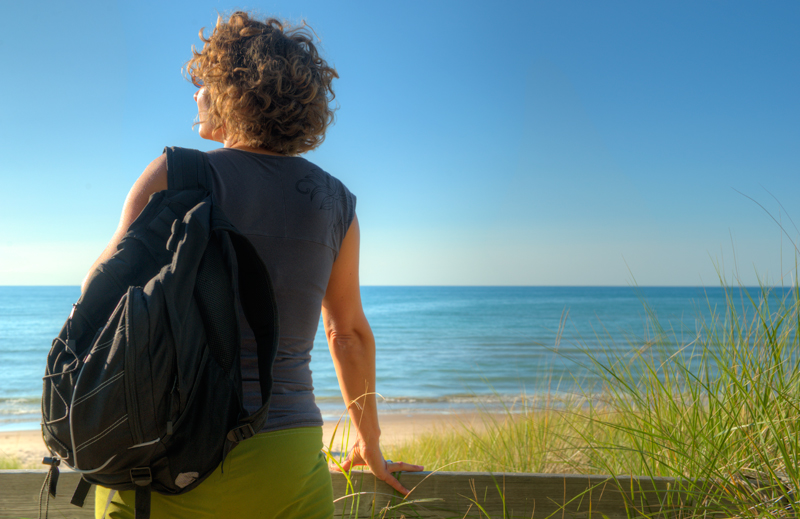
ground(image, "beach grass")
xmin=0 ymin=455 xmax=24 ymax=470
xmin=344 ymin=280 xmax=800 ymax=518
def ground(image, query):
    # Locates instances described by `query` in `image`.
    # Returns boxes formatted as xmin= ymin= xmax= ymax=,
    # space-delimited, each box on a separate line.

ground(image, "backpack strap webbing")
xmin=134 ymin=486 xmax=151 ymax=519
xmin=70 ymin=477 xmax=92 ymax=507
xmin=165 ymin=146 xmax=212 ymax=191
xmin=230 ymin=232 xmax=279 ymax=409
xmin=231 ymin=232 xmax=279 ymax=430
xmin=131 ymin=467 xmax=152 ymax=519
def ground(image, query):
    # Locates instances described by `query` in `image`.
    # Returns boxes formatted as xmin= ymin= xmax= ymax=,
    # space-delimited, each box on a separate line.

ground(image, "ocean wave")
xmin=0 ymin=397 xmax=41 ymax=415
xmin=315 ymin=393 xmax=528 ymax=405
xmin=0 ymin=399 xmax=42 ymax=432
xmin=0 ymin=397 xmax=41 ymax=404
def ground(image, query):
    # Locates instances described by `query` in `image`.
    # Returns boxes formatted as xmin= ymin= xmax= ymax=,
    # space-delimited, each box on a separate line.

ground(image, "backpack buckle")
xmin=226 ymin=424 xmax=255 ymax=443
xmin=130 ymin=467 xmax=152 ymax=486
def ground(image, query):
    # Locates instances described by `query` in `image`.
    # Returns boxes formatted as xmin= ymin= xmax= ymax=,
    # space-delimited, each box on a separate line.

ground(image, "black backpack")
xmin=41 ymin=147 xmax=279 ymax=519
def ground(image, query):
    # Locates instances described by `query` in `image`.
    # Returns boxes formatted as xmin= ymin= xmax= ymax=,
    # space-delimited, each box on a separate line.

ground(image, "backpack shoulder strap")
xmin=164 ymin=146 xmax=212 ymax=191
xmin=205 ymin=228 xmax=279 ymax=445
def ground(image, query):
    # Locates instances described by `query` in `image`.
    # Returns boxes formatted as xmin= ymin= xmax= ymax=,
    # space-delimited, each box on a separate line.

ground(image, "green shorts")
xmin=95 ymin=426 xmax=334 ymax=519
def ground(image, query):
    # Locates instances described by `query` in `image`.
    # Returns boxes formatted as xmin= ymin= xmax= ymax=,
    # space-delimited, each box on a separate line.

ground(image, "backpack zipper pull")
xmin=38 ymin=456 xmax=61 ymax=519
xmin=42 ymin=456 xmax=61 ymax=497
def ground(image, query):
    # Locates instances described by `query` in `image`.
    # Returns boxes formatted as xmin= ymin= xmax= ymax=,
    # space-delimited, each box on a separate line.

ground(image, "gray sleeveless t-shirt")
xmin=206 ymin=148 xmax=356 ymax=432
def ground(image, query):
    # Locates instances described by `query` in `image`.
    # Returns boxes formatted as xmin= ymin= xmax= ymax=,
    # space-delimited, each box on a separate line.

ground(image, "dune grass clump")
xmin=381 ymin=282 xmax=800 ymax=518
xmin=0 ymin=455 xmax=24 ymax=470
xmin=568 ymin=282 xmax=800 ymax=517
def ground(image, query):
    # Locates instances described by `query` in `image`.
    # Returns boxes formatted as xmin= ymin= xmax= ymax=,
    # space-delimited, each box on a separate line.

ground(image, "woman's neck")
xmin=225 ymin=140 xmax=284 ymax=156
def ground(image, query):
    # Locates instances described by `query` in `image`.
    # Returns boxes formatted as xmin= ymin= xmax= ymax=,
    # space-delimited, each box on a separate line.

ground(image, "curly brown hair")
xmin=185 ymin=12 xmax=338 ymax=155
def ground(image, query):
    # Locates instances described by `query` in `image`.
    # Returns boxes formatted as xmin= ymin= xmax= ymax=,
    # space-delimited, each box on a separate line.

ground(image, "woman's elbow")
xmin=327 ymin=329 xmax=374 ymax=358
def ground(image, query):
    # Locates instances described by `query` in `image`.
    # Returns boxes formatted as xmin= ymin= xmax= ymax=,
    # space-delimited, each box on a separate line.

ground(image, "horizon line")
xmin=0 ymin=284 xmax=789 ymax=289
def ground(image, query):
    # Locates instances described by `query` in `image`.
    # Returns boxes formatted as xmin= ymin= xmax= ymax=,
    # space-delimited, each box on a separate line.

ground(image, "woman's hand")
xmin=335 ymin=437 xmax=423 ymax=496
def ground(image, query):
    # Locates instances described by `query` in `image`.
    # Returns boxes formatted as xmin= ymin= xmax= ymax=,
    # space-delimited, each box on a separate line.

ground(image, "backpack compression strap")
xmin=165 ymin=146 xmax=212 ymax=191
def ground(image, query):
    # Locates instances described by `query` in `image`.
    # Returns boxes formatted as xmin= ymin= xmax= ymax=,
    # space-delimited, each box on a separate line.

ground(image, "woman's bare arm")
xmin=322 ymin=214 xmax=422 ymax=495
xmin=80 ymin=154 xmax=168 ymax=292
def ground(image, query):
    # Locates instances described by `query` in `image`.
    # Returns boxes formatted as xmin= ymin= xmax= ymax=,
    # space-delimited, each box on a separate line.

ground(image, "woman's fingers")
xmin=377 ymin=460 xmax=425 ymax=496
xmin=334 ymin=457 xmax=351 ymax=472
xmin=333 ymin=449 xmax=365 ymax=472
xmin=387 ymin=461 xmax=424 ymax=473
xmin=379 ymin=471 xmax=410 ymax=495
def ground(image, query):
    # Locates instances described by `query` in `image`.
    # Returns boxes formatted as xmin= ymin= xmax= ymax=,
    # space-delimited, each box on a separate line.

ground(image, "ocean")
xmin=0 ymin=285 xmax=779 ymax=431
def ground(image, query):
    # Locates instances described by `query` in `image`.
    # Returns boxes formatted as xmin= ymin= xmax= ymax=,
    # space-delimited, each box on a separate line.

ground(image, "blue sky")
xmin=1 ymin=0 xmax=798 ymax=286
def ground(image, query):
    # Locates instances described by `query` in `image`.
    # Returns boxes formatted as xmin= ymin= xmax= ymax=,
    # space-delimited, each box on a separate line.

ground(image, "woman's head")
xmin=186 ymin=12 xmax=338 ymax=155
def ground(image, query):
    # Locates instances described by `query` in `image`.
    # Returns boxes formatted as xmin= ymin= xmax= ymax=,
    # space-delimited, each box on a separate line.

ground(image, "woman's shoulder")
xmin=206 ymin=147 xmax=352 ymax=191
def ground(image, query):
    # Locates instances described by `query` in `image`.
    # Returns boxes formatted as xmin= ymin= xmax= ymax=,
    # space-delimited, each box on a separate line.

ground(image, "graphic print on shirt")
xmin=295 ymin=169 xmax=347 ymax=210
xmin=295 ymin=169 xmax=348 ymax=247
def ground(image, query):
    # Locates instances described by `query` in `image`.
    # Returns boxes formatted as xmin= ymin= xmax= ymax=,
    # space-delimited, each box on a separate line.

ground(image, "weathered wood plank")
xmin=332 ymin=471 xmax=687 ymax=518
xmin=0 ymin=470 xmax=94 ymax=519
xmin=0 ymin=470 xmax=687 ymax=519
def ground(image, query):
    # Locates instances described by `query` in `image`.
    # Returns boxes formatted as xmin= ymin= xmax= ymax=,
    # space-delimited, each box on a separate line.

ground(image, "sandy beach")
xmin=0 ymin=413 xmax=486 ymax=469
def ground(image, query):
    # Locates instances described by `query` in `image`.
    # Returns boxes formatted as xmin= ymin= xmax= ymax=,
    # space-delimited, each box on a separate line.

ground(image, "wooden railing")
xmin=0 ymin=470 xmax=686 ymax=518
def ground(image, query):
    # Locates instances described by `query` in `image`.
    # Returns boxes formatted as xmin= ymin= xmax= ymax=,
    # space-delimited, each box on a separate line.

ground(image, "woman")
xmin=85 ymin=11 xmax=422 ymax=519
